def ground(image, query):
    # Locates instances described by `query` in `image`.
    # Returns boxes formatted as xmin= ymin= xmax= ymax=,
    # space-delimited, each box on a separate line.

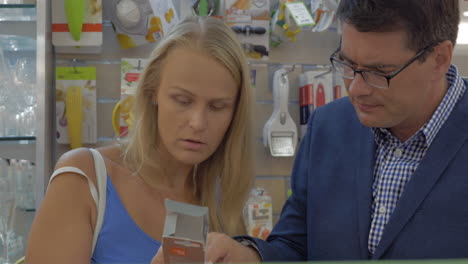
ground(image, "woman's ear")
xmin=432 ymin=40 xmax=453 ymax=81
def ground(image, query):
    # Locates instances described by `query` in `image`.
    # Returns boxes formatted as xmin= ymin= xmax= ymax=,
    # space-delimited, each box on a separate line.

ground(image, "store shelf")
xmin=0 ymin=21 xmax=36 ymax=39
xmin=0 ymin=0 xmax=35 ymax=8
xmin=0 ymin=4 xmax=34 ymax=8
xmin=0 ymin=137 xmax=35 ymax=161
xmin=0 ymin=21 xmax=36 ymax=38
xmin=0 ymin=10 xmax=35 ymax=21
xmin=0 ymin=136 xmax=35 ymax=142
xmin=0 ymin=8 xmax=36 ymax=36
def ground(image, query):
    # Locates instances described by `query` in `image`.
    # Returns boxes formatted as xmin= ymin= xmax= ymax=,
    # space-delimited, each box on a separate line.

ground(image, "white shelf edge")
xmin=0 ymin=20 xmax=36 ymax=37
xmin=0 ymin=141 xmax=35 ymax=161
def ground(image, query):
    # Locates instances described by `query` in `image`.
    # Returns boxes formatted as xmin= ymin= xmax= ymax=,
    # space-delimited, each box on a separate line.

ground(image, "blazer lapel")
xmin=372 ymin=91 xmax=468 ymax=259
xmin=355 ymin=125 xmax=375 ymax=259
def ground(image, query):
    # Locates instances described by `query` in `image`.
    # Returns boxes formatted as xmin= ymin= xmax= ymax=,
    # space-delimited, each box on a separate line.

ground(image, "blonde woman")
xmin=26 ymin=16 xmax=254 ymax=264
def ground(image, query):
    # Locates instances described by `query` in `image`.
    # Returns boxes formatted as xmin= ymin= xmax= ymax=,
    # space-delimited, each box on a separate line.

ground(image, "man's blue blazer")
xmin=252 ymin=79 xmax=468 ymax=260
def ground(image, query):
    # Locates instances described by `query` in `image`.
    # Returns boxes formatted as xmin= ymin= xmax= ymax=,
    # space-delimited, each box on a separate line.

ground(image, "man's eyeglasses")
xmin=329 ymin=42 xmax=440 ymax=89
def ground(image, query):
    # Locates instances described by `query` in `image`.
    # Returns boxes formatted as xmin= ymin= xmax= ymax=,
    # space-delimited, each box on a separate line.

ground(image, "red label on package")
xmin=170 ymin=247 xmax=186 ymax=256
xmin=125 ymin=73 xmax=141 ymax=82
xmin=300 ymin=84 xmax=314 ymax=106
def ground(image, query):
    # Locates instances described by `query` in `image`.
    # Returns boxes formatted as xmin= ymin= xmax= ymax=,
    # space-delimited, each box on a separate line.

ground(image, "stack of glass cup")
xmin=0 ymin=35 xmax=36 ymax=138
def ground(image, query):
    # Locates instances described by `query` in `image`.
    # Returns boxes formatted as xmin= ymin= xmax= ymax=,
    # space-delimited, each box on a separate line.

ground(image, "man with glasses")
xmin=178 ymin=0 xmax=468 ymax=263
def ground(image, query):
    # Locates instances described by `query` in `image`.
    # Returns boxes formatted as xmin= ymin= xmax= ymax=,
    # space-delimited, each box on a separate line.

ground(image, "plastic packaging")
xmin=244 ymin=188 xmax=273 ymax=240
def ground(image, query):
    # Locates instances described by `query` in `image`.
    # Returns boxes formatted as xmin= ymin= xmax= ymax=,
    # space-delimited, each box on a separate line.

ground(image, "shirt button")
xmin=394 ymin=148 xmax=403 ymax=157
xmin=379 ymin=206 xmax=386 ymax=214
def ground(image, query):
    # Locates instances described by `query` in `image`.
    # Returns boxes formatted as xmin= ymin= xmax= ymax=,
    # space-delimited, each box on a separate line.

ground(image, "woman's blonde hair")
xmin=122 ymin=16 xmax=254 ymax=236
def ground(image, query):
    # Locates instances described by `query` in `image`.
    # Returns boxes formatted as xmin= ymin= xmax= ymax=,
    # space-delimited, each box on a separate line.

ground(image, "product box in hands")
xmin=162 ymin=199 xmax=208 ymax=264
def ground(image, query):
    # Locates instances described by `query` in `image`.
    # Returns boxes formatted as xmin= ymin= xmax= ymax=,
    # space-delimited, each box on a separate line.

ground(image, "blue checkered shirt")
xmin=367 ymin=64 xmax=466 ymax=255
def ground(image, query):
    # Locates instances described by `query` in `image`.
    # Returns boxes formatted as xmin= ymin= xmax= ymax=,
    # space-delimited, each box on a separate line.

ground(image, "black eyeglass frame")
xmin=329 ymin=42 xmax=441 ymax=89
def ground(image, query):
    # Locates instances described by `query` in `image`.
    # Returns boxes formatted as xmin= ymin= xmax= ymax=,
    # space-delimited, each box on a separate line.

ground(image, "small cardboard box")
xmin=162 ymin=199 xmax=209 ymax=264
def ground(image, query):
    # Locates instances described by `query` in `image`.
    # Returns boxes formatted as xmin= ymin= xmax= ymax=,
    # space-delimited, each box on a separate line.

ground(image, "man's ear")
xmin=432 ymin=40 xmax=453 ymax=81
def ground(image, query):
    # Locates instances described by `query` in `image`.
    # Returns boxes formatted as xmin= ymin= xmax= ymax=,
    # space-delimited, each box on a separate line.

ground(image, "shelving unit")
xmin=0 ymin=137 xmax=35 ymax=161
xmin=0 ymin=3 xmax=37 ymax=163
xmin=0 ymin=1 xmax=53 ymax=259
xmin=34 ymin=0 xmax=54 ymax=209
xmin=0 ymin=0 xmax=54 ymax=213
xmin=0 ymin=0 xmax=54 ymax=205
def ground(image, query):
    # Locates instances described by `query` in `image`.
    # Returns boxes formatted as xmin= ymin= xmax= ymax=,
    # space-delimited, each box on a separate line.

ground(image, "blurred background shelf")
xmin=0 ymin=137 xmax=35 ymax=161
xmin=0 ymin=7 xmax=36 ymax=37
xmin=0 ymin=136 xmax=35 ymax=141
xmin=0 ymin=0 xmax=35 ymax=8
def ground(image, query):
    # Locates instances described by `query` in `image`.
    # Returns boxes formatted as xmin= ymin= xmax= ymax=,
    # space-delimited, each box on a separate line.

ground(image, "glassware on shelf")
xmin=14 ymin=57 xmax=35 ymax=85
xmin=0 ymin=35 xmax=36 ymax=137
xmin=0 ymin=45 xmax=14 ymax=137
xmin=0 ymin=158 xmax=16 ymax=264
xmin=0 ymin=7 xmax=36 ymax=22
xmin=10 ymin=159 xmax=35 ymax=210
xmin=14 ymin=57 xmax=36 ymax=136
xmin=0 ymin=8 xmax=31 ymax=21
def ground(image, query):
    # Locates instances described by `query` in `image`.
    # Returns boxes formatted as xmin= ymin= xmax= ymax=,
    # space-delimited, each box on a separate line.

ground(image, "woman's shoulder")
xmin=55 ymin=147 xmax=95 ymax=175
xmin=97 ymin=144 xmax=125 ymax=165
xmin=55 ymin=145 xmax=124 ymax=177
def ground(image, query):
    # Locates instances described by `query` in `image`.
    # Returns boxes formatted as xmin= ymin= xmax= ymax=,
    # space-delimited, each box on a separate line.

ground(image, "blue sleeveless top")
xmin=91 ymin=174 xmax=161 ymax=263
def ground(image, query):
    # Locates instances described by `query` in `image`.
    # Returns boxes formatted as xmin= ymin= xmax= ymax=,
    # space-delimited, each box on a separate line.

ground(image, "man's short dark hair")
xmin=336 ymin=0 xmax=460 ymax=51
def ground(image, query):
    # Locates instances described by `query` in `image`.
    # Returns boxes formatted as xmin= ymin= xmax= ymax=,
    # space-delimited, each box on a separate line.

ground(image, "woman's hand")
xmin=150 ymin=246 xmax=164 ymax=264
xmin=151 ymin=232 xmax=261 ymax=264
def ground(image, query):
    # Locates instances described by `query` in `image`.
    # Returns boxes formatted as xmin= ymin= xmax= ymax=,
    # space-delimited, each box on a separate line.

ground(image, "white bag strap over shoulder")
xmin=49 ymin=167 xmax=99 ymax=206
xmin=48 ymin=149 xmax=107 ymax=255
xmin=89 ymin=148 xmax=107 ymax=254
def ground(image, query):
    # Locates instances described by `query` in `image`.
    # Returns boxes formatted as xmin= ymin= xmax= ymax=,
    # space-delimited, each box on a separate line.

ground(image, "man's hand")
xmin=205 ymin=232 xmax=261 ymax=263
xmin=151 ymin=232 xmax=261 ymax=264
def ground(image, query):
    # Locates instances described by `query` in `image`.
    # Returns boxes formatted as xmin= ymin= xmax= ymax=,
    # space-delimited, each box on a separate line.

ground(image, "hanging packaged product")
xmin=304 ymin=68 xmax=333 ymax=108
xmin=52 ymin=0 xmax=103 ymax=53
xmin=298 ymin=73 xmax=314 ymax=140
xmin=250 ymin=69 xmax=257 ymax=88
xmin=162 ymin=199 xmax=208 ymax=264
xmin=243 ymin=188 xmax=273 ymax=240
xmin=270 ymin=0 xmax=315 ymax=47
xmin=56 ymin=67 xmax=97 ymax=149
xmin=173 ymin=0 xmax=225 ymax=19
xmin=309 ymin=0 xmax=339 ymax=32
xmin=148 ymin=0 xmax=179 ymax=34
xmin=226 ymin=0 xmax=271 ymax=60
xmin=285 ymin=1 xmax=315 ymax=28
xmin=263 ymin=67 xmax=298 ymax=157
xmin=108 ymin=0 xmax=179 ymax=49
xmin=113 ymin=58 xmax=149 ymax=137
xmin=333 ymin=68 xmax=348 ymax=99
